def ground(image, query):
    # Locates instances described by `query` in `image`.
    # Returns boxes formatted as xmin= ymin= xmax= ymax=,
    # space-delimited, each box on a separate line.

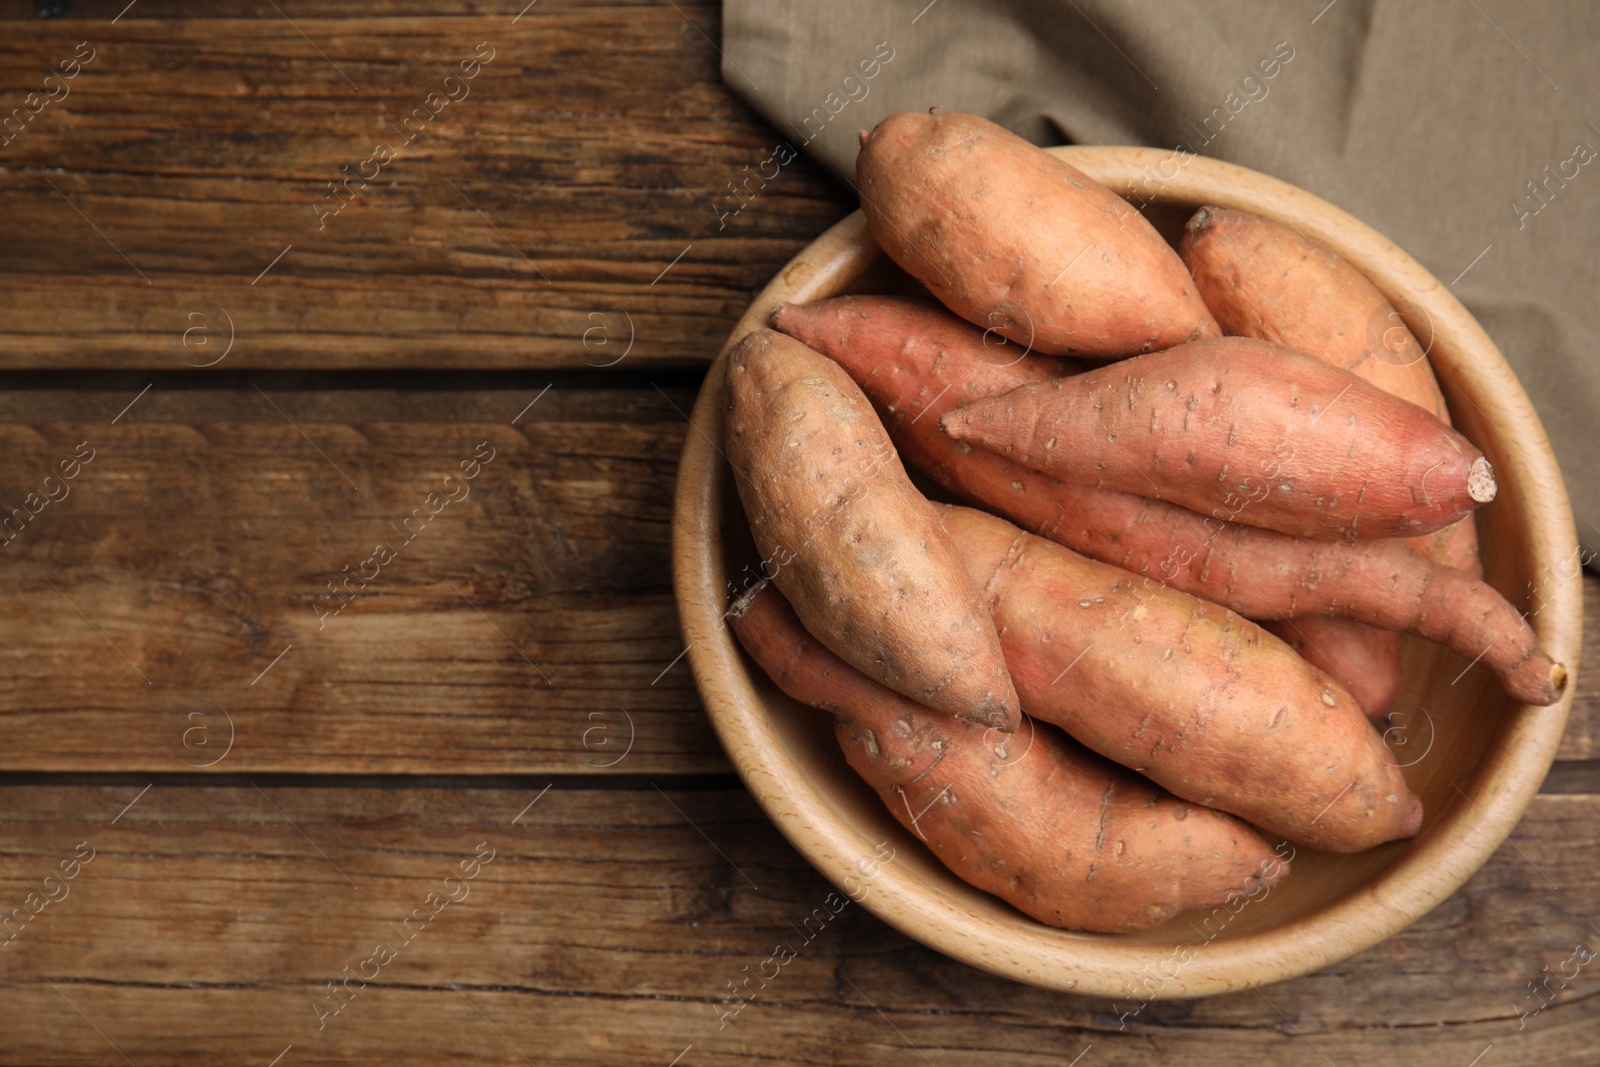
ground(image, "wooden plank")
xmin=0 ymin=377 xmax=1592 ymax=776
xmin=0 ymin=376 xmax=723 ymax=773
xmin=0 ymin=4 xmax=847 ymax=368
xmin=0 ymin=782 xmax=1593 ymax=1064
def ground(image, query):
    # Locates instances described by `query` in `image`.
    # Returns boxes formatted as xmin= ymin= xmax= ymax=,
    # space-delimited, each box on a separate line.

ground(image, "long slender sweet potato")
xmin=772 ymin=296 xmax=1565 ymax=706
xmin=770 ymin=295 xmax=1079 ymax=408
xmin=1179 ymin=207 xmax=1484 ymax=710
xmin=1180 ymin=206 xmax=1481 ymax=576
xmin=856 ymin=110 xmax=1219 ymax=358
xmin=941 ymin=336 xmax=1497 ymax=540
xmin=724 ymin=328 xmax=1020 ymax=731
xmin=728 ymin=580 xmax=1287 ymax=932
xmin=1264 ymin=617 xmax=1401 ymax=721
xmin=937 ymin=504 xmax=1424 ymax=852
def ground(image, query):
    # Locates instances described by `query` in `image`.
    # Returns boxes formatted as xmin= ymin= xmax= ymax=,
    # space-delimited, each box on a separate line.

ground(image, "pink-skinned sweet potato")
xmin=1180 ymin=205 xmax=1481 ymax=576
xmin=937 ymin=503 xmax=1424 ymax=852
xmin=856 ymin=110 xmax=1218 ymax=358
xmin=941 ymin=336 xmax=1497 ymax=540
xmin=724 ymin=328 xmax=1020 ymax=731
xmin=772 ymin=296 xmax=1565 ymax=706
xmin=728 ymin=580 xmax=1287 ymax=932
xmin=1179 ymin=207 xmax=1488 ymax=712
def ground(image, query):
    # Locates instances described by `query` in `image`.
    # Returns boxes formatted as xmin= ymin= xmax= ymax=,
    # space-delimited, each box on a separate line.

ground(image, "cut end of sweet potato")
xmin=1467 ymin=456 xmax=1497 ymax=503
xmin=858 ymin=128 xmax=872 ymax=148
xmin=937 ymin=409 xmax=970 ymax=441
xmin=1187 ymin=205 xmax=1216 ymax=234
xmin=1500 ymin=652 xmax=1567 ymax=706
xmin=1550 ymin=660 xmax=1569 ymax=701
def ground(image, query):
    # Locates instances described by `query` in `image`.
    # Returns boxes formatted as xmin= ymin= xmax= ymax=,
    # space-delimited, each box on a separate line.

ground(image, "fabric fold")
xmin=722 ymin=0 xmax=1599 ymax=563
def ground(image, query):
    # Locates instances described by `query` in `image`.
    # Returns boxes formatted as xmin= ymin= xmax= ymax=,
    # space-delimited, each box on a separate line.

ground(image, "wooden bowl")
xmin=671 ymin=147 xmax=1581 ymax=997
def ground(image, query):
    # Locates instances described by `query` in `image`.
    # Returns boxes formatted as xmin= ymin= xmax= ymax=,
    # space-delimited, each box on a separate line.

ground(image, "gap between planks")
xmin=0 ymin=771 xmax=747 ymax=791
xmin=0 ymin=764 xmax=1592 ymax=794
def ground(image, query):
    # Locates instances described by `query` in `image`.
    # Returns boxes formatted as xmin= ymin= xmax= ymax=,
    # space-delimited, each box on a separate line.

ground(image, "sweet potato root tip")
xmin=1516 ymin=658 xmax=1571 ymax=706
xmin=1518 ymin=661 xmax=1567 ymax=705
xmin=1468 ymin=457 xmax=1497 ymax=502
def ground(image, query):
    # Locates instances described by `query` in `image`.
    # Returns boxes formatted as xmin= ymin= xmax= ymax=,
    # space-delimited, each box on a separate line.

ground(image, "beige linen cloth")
xmin=722 ymin=0 xmax=1600 ymax=563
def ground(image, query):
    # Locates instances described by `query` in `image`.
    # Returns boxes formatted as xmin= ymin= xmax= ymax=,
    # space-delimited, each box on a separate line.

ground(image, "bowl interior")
xmin=676 ymin=148 xmax=1580 ymax=996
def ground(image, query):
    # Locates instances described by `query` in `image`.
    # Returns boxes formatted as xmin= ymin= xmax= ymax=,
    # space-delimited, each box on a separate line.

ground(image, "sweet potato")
xmin=728 ymin=580 xmax=1287 ymax=932
xmin=1181 ymin=207 xmax=1449 ymax=416
xmin=936 ymin=502 xmax=1423 ymax=852
xmin=1180 ymin=205 xmax=1481 ymax=575
xmin=774 ymin=296 xmax=1565 ymax=707
xmin=855 ymin=110 xmax=1219 ymax=359
xmin=1179 ymin=207 xmax=1484 ymax=708
xmin=1264 ymin=618 xmax=1401 ymax=721
xmin=723 ymin=328 xmax=1020 ymax=731
xmin=941 ymin=336 xmax=1497 ymax=540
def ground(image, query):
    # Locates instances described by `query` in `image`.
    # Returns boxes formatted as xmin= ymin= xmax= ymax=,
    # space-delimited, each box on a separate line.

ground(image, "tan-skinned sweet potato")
xmin=941 ymin=336 xmax=1497 ymax=540
xmin=1180 ymin=205 xmax=1481 ymax=576
xmin=936 ymin=502 xmax=1423 ymax=852
xmin=724 ymin=328 xmax=1020 ymax=731
xmin=728 ymin=580 xmax=1287 ymax=932
xmin=855 ymin=110 xmax=1219 ymax=358
xmin=772 ymin=296 xmax=1565 ymax=707
xmin=1264 ymin=617 xmax=1402 ymax=721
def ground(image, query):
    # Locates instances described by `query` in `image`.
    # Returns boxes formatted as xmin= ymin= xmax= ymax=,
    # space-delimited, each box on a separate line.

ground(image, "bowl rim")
xmin=671 ymin=146 xmax=1582 ymax=998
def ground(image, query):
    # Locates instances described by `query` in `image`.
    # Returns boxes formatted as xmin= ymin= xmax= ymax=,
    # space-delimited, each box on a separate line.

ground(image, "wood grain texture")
xmin=0 ymin=3 xmax=846 ymax=369
xmin=0 ymin=783 xmax=1594 ymax=1065
xmin=0 ymin=376 xmax=1592 ymax=776
xmin=0 ymin=4 xmax=1594 ymax=1062
xmin=0 ymin=375 xmax=721 ymax=773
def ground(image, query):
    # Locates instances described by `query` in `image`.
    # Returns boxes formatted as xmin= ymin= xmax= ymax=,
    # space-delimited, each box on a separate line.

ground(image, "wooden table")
xmin=1 ymin=4 xmax=1594 ymax=1063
